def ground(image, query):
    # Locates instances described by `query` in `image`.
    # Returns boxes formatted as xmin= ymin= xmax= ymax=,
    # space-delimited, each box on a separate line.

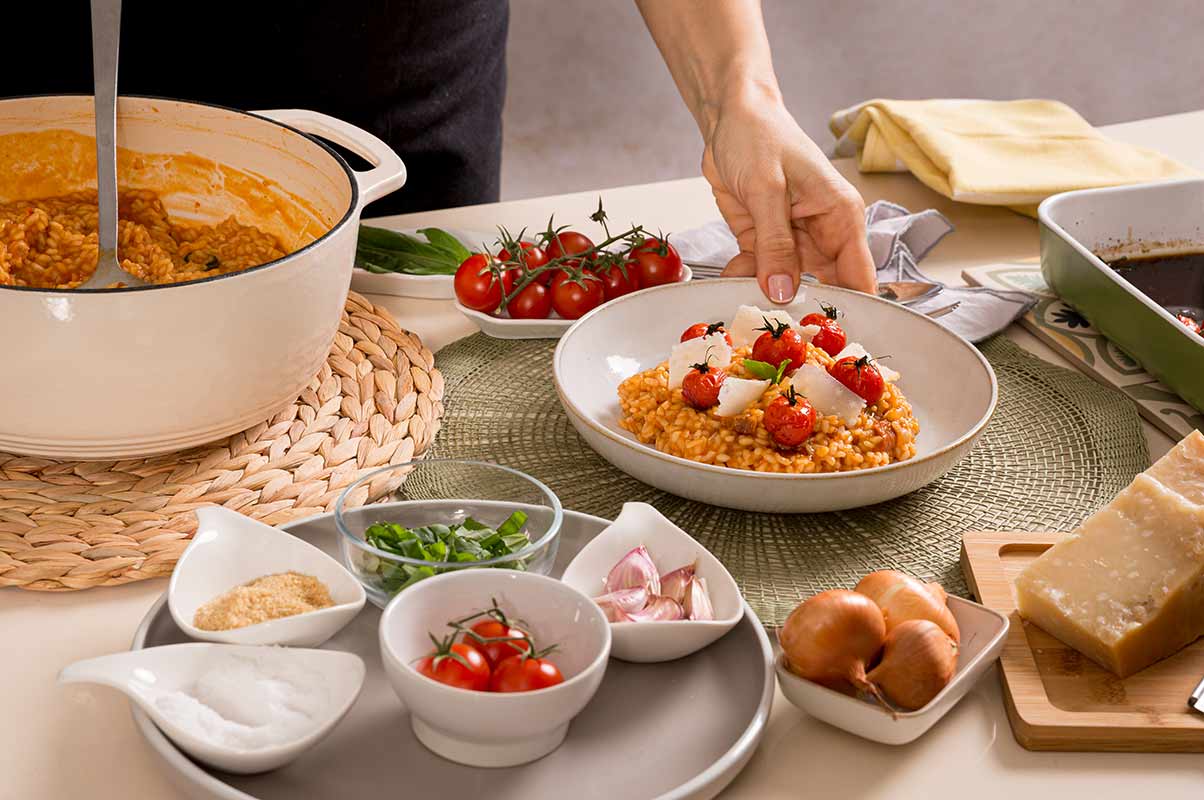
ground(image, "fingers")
xmin=747 ymin=184 xmax=802 ymax=304
xmin=838 ymin=232 xmax=878 ymax=294
xmin=721 ymin=251 xmax=757 ymax=277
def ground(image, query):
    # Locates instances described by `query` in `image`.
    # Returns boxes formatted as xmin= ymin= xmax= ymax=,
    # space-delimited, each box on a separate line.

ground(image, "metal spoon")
xmin=685 ymin=262 xmax=942 ymax=305
xmin=80 ymin=0 xmax=143 ymax=289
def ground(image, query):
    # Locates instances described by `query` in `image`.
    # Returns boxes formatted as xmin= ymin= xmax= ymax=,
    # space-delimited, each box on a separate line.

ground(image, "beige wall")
xmin=502 ymin=0 xmax=1204 ymax=199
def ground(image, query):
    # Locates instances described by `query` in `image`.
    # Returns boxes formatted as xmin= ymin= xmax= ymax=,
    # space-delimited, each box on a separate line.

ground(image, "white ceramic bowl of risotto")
xmin=0 ymin=95 xmax=406 ymax=458
xmin=552 ymin=278 xmax=996 ymax=513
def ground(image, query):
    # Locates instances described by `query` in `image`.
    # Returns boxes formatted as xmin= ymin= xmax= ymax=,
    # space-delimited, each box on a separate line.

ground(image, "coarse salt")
xmin=152 ymin=650 xmax=329 ymax=751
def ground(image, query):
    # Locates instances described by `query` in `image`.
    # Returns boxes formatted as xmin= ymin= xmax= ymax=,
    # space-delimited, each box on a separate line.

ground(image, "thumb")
xmin=748 ymin=187 xmax=801 ymax=304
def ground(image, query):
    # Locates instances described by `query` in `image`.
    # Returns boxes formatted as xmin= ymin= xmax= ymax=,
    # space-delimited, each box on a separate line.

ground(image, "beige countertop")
xmin=7 ymin=110 xmax=1202 ymax=799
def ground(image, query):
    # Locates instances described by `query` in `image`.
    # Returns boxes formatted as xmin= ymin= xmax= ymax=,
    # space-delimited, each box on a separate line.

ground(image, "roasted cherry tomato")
xmin=454 ymin=254 xmax=510 ymax=312
xmin=681 ymin=362 xmax=726 ymax=409
xmin=751 ymin=319 xmax=806 ymax=373
xmin=828 ymin=355 xmax=886 ymax=405
xmin=593 ymin=258 xmax=641 ymax=301
xmin=762 ymin=387 xmax=818 ymax=449
xmin=488 ymin=655 xmax=565 ymax=693
xmin=507 ymin=281 xmax=553 ymax=319
xmin=550 ymin=269 xmax=605 ymax=319
xmin=628 ymin=236 xmax=684 ymax=287
xmin=800 ymin=302 xmax=847 ymax=356
xmin=680 ymin=321 xmax=733 ymax=347
xmin=1177 ymin=313 xmax=1203 ymax=336
xmin=416 ymin=641 xmax=491 ymax=691
xmin=465 ymin=619 xmax=532 ymax=669
xmin=545 ymin=230 xmax=595 ymax=262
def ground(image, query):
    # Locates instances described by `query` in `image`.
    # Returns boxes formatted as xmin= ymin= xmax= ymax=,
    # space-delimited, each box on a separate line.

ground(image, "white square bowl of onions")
xmin=560 ymin=502 xmax=743 ymax=663
xmin=775 ymin=572 xmax=1009 ymax=745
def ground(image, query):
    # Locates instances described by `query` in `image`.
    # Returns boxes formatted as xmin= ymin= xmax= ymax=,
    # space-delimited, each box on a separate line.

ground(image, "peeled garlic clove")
xmin=683 ymin=576 xmax=715 ymax=621
xmin=605 ymin=545 xmax=661 ymax=595
xmin=625 ymin=595 xmax=683 ymax=622
xmin=659 ymin=561 xmax=696 ymax=604
xmin=594 ymin=587 xmax=648 ymax=622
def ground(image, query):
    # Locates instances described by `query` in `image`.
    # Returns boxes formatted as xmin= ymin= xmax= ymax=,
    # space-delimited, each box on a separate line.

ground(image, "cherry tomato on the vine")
xmin=488 ymin=655 xmax=565 ymax=693
xmin=465 ymin=619 xmax=532 ymax=669
xmin=545 ymin=230 xmax=595 ymax=261
xmin=550 ymin=269 xmax=605 ymax=319
xmin=628 ymin=236 xmax=684 ymax=288
xmin=454 ymin=254 xmax=510 ymax=312
xmin=416 ymin=642 xmax=491 ymax=691
xmin=499 ymin=241 xmax=549 ymax=270
xmin=593 ymin=259 xmax=641 ymax=301
xmin=508 ymin=281 xmax=553 ymax=319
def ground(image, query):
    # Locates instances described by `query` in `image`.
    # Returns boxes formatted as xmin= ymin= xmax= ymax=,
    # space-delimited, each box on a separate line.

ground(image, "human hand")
xmin=702 ymin=89 xmax=877 ymax=303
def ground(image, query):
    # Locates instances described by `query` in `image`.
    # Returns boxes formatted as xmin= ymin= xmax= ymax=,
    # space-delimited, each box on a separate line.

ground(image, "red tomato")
xmin=488 ymin=655 xmax=565 ymax=693
xmin=762 ymin=389 xmax=818 ymax=449
xmin=682 ymin=364 xmax=726 ymax=409
xmin=508 ymin=281 xmax=553 ymax=319
xmin=800 ymin=303 xmax=847 ymax=356
xmin=466 ymin=620 xmax=532 ymax=669
xmin=416 ymin=642 xmax=491 ymax=691
xmin=454 ymin=254 xmax=509 ymax=312
xmin=680 ymin=321 xmax=733 ymax=347
xmin=545 ymin=231 xmax=595 ymax=261
xmin=629 ymin=237 xmax=684 ymax=287
xmin=751 ymin=320 xmax=806 ymax=373
xmin=550 ymin=269 xmax=605 ymax=319
xmin=499 ymin=241 xmax=549 ymax=270
xmin=593 ymin=260 xmax=641 ymax=301
xmin=1177 ymin=313 xmax=1203 ymax=336
xmin=828 ymin=355 xmax=886 ymax=404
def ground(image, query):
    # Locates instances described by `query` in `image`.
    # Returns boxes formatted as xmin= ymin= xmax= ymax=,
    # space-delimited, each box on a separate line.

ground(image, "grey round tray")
xmin=130 ymin=508 xmax=775 ymax=800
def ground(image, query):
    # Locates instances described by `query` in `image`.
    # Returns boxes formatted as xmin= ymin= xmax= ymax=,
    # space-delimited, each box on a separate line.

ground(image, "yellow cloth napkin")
xmin=829 ymin=99 xmax=1196 ymax=216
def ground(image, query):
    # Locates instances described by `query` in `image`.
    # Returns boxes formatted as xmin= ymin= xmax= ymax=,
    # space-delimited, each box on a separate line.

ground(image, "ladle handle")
xmin=90 ymin=0 xmax=121 ymax=257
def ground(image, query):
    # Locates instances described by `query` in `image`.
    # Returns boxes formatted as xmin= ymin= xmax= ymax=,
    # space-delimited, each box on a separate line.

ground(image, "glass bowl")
xmin=334 ymin=459 xmax=563 ymax=607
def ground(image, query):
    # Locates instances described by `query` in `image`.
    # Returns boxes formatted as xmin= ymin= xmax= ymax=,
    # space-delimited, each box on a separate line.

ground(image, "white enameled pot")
xmin=0 ymin=96 xmax=406 ymax=458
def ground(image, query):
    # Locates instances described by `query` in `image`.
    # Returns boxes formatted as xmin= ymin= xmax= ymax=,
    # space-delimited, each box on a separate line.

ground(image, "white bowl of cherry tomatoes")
xmin=452 ymin=208 xmax=691 ymax=339
xmin=378 ymin=568 xmax=611 ymax=767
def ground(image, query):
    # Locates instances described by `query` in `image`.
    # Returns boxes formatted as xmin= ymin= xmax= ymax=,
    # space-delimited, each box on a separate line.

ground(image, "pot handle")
xmin=253 ymin=109 xmax=407 ymax=206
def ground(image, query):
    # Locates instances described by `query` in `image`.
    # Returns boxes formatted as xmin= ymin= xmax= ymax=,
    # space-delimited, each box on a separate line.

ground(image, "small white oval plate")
xmin=168 ymin=506 xmax=366 ymax=647
xmin=350 ymin=226 xmax=491 ymax=299
xmin=456 ymin=266 xmax=694 ymax=340
xmin=775 ymin=595 xmax=1009 ymax=745
xmin=560 ymin=502 xmax=742 ymax=662
xmin=59 ymin=643 xmax=365 ymax=774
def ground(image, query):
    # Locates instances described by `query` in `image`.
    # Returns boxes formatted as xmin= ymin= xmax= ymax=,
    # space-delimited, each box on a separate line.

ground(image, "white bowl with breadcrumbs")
xmin=552 ymin=278 xmax=996 ymax=513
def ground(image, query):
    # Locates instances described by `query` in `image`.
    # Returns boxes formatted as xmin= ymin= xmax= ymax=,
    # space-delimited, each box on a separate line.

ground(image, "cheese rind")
xmin=1014 ymin=431 xmax=1204 ymax=677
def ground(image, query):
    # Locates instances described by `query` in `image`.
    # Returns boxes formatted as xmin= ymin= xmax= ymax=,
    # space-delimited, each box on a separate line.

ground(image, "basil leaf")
xmin=742 ymin=358 xmax=778 ymax=380
xmin=418 ymin=227 xmax=472 ymax=263
xmin=497 ymin=510 xmax=529 ymax=538
xmin=460 ymin=517 xmax=489 ymax=531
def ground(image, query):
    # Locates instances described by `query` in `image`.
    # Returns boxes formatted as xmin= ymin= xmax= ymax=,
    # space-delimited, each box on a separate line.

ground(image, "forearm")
xmin=635 ymin=0 xmax=782 ymax=140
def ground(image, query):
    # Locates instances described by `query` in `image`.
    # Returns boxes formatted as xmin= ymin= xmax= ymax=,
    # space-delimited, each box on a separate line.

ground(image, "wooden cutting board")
xmin=961 ymin=531 xmax=1204 ymax=752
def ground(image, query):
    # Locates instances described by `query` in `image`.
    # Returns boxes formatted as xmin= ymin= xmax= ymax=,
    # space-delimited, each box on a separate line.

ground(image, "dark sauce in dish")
xmin=1107 ymin=251 xmax=1204 ymax=336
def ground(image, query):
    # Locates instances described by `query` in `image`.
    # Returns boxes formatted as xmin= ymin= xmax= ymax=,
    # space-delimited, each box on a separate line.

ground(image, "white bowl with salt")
xmin=58 ymin=643 xmax=365 ymax=774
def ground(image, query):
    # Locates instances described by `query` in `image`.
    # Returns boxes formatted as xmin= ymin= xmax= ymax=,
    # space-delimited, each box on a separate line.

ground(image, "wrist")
xmin=698 ymin=69 xmax=784 ymax=143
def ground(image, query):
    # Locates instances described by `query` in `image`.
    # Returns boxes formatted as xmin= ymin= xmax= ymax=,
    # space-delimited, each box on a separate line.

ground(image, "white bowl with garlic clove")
xmin=560 ymin=502 xmax=743 ymax=662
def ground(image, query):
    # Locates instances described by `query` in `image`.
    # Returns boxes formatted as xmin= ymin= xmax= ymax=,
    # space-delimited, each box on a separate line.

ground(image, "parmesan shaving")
xmin=729 ymin=305 xmax=795 ymax=349
xmin=834 ymin=342 xmax=900 ymax=382
xmin=715 ymin=378 xmax=771 ymax=417
xmin=791 ymin=363 xmax=865 ymax=425
xmin=668 ymin=333 xmax=732 ymax=389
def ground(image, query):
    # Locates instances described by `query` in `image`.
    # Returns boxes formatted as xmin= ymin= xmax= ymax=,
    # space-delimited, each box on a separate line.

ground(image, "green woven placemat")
xmin=431 ymin=333 xmax=1149 ymax=625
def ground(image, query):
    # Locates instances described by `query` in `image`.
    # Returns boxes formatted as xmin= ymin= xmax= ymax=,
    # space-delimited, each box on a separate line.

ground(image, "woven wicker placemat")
xmin=431 ymin=333 xmax=1149 ymax=625
xmin=0 ymin=292 xmax=443 ymax=592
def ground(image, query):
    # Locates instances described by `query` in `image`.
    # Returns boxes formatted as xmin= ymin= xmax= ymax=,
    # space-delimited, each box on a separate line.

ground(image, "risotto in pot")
xmin=0 ymin=189 xmax=288 ymax=288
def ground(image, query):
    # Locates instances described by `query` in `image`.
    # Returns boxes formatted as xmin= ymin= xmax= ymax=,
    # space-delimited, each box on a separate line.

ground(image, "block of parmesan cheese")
xmin=1014 ymin=430 xmax=1204 ymax=677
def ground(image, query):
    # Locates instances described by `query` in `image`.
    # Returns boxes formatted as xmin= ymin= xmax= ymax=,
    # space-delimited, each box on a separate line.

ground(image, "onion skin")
xmin=867 ymin=619 xmax=958 ymax=711
xmin=780 ymin=589 xmax=885 ymax=694
xmin=854 ymin=570 xmax=960 ymax=644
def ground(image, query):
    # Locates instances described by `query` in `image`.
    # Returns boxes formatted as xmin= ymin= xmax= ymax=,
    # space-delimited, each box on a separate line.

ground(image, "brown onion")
xmin=855 ymin=570 xmax=960 ymax=644
xmin=780 ymin=589 xmax=885 ymax=696
xmin=867 ymin=619 xmax=958 ymax=710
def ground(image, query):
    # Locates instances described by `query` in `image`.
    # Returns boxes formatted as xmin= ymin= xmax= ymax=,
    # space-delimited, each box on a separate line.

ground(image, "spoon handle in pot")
xmin=90 ymin=0 xmax=121 ymax=259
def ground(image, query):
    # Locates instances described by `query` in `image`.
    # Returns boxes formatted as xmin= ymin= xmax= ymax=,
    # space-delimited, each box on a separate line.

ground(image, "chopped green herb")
xmin=361 ymin=510 xmax=532 ymax=594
